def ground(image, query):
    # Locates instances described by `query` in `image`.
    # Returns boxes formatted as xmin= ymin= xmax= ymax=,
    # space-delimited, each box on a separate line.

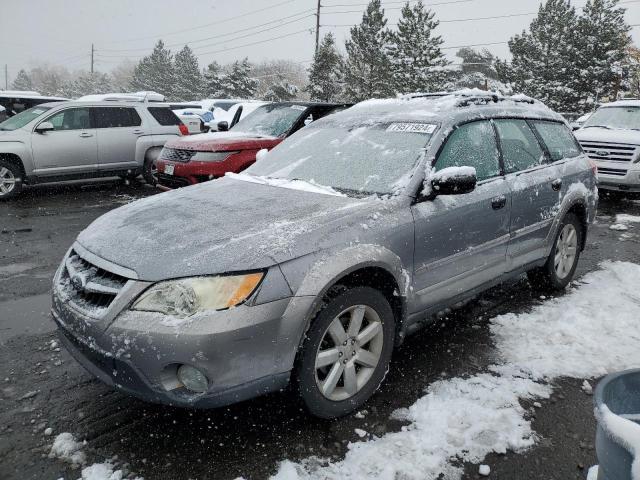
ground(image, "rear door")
xmin=497 ymin=118 xmax=561 ymax=269
xmin=31 ymin=106 xmax=97 ymax=175
xmin=412 ymin=120 xmax=511 ymax=311
xmin=92 ymin=106 xmax=143 ymax=171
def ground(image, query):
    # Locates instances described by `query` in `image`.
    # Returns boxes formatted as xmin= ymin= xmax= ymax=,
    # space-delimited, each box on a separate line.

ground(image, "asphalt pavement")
xmin=1 ymin=181 xmax=639 ymax=480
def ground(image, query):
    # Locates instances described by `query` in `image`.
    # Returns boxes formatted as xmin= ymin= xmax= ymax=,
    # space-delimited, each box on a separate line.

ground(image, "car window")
xmin=0 ymin=106 xmax=51 ymax=131
xmin=435 ymin=120 xmax=500 ymax=182
xmin=45 ymin=108 xmax=91 ymax=131
xmin=147 ymin=107 xmax=182 ymax=126
xmin=93 ymin=107 xmax=141 ymax=128
xmin=531 ymin=121 xmax=582 ymax=161
xmin=494 ymin=119 xmax=545 ymax=173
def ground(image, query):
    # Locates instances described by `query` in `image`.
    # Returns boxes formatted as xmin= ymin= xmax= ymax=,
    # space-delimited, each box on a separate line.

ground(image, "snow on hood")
xmin=165 ymin=130 xmax=279 ymax=151
xmin=574 ymin=126 xmax=640 ymax=145
xmin=76 ymin=177 xmax=375 ymax=281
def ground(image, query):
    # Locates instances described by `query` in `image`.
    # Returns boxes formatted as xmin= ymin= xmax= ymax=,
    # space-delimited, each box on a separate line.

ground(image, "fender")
xmin=544 ymin=180 xmax=597 ymax=257
xmin=0 ymin=142 xmax=33 ymax=178
xmin=134 ymin=137 xmax=166 ymax=167
xmin=278 ymin=244 xmax=411 ymax=362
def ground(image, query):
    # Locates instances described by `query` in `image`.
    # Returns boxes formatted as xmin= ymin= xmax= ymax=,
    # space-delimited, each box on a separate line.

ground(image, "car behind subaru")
xmin=52 ymin=91 xmax=597 ymax=418
xmin=155 ymin=102 xmax=348 ymax=188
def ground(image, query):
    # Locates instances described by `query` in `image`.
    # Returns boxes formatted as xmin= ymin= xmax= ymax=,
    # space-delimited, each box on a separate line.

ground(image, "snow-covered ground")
xmin=267 ymin=261 xmax=640 ymax=480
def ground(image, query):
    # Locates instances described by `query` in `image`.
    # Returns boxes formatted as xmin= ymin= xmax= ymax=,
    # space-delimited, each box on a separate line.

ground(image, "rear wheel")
xmin=0 ymin=159 xmax=23 ymax=200
xmin=527 ymin=213 xmax=582 ymax=291
xmin=295 ymin=286 xmax=395 ymax=419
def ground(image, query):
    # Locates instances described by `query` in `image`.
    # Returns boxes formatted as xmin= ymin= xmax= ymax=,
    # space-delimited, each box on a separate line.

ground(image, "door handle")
xmin=551 ymin=178 xmax=563 ymax=191
xmin=491 ymin=195 xmax=507 ymax=210
xmin=132 ymin=129 xmax=144 ymax=135
xmin=79 ymin=132 xmax=93 ymax=138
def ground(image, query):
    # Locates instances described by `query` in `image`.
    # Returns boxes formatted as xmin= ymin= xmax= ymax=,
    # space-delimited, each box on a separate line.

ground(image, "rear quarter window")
xmin=147 ymin=107 xmax=181 ymax=126
xmin=531 ymin=121 xmax=582 ymax=161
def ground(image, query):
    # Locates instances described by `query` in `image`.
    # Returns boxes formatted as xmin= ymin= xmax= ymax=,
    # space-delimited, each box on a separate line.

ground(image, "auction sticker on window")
xmin=290 ymin=105 xmax=307 ymax=111
xmin=386 ymin=123 xmax=437 ymax=134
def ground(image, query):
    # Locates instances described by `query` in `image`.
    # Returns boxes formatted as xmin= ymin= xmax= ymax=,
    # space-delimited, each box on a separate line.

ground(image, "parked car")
xmin=0 ymin=99 xmax=188 ymax=199
xmin=173 ymin=108 xmax=213 ymax=134
xmin=570 ymin=111 xmax=593 ymax=130
xmin=52 ymin=91 xmax=597 ymax=418
xmin=574 ymin=100 xmax=640 ymax=193
xmin=0 ymin=90 xmax=67 ymax=117
xmin=156 ymin=101 xmax=348 ymax=188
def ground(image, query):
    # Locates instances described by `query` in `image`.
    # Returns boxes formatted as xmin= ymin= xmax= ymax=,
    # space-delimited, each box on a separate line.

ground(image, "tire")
xmin=295 ymin=286 xmax=395 ymax=419
xmin=0 ymin=159 xmax=23 ymax=200
xmin=527 ymin=213 xmax=583 ymax=291
xmin=142 ymin=151 xmax=159 ymax=185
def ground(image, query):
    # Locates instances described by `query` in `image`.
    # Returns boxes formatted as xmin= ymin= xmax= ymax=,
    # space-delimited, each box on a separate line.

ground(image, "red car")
xmin=156 ymin=102 xmax=349 ymax=188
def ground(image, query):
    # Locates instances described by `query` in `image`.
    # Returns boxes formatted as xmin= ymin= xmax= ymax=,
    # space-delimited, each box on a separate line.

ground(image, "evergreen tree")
xmin=342 ymin=0 xmax=395 ymax=101
xmin=221 ymin=58 xmax=257 ymax=98
xmin=306 ymin=33 xmax=343 ymax=101
xmin=456 ymin=47 xmax=497 ymax=78
xmin=203 ymin=61 xmax=224 ymax=98
xmin=173 ymin=45 xmax=204 ymax=101
xmin=387 ymin=1 xmax=448 ymax=93
xmin=130 ymin=40 xmax=176 ymax=99
xmin=575 ymin=0 xmax=631 ymax=106
xmin=264 ymin=78 xmax=299 ymax=101
xmin=504 ymin=0 xmax=581 ymax=112
xmin=11 ymin=69 xmax=33 ymax=91
xmin=62 ymin=72 xmax=114 ymax=98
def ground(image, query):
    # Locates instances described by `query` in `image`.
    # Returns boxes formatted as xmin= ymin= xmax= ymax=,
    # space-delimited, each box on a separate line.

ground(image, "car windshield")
xmin=582 ymin=106 xmax=640 ymax=130
xmin=245 ymin=120 xmax=436 ymax=195
xmin=232 ymin=104 xmax=307 ymax=137
xmin=0 ymin=105 xmax=51 ymax=131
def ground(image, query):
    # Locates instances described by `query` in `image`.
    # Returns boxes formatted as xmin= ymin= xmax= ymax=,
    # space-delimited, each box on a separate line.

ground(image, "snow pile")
xmin=49 ymin=432 xmax=86 ymax=466
xmin=271 ymin=262 xmax=640 ymax=480
xmin=49 ymin=432 xmax=143 ymax=479
xmin=611 ymin=214 xmax=640 ymax=231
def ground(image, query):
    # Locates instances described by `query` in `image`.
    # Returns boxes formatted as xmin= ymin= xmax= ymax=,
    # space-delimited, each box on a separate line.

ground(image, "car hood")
xmin=76 ymin=177 xmax=381 ymax=281
xmin=165 ymin=130 xmax=281 ymax=152
xmin=574 ymin=127 xmax=640 ymax=146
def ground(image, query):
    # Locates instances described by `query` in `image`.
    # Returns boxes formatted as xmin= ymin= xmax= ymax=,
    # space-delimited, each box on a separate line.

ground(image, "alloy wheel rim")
xmin=0 ymin=167 xmax=16 ymax=195
xmin=554 ymin=224 xmax=578 ymax=279
xmin=314 ymin=304 xmax=384 ymax=401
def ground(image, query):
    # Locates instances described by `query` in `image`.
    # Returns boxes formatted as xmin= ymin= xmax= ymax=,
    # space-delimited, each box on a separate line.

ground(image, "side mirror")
xmin=217 ymin=121 xmax=229 ymax=132
xmin=430 ymin=166 xmax=477 ymax=196
xmin=35 ymin=122 xmax=54 ymax=134
xmin=571 ymin=124 xmax=580 ymax=131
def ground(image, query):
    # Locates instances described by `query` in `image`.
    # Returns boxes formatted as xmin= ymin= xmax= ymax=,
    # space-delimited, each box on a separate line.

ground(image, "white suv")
xmin=574 ymin=100 xmax=640 ymax=193
xmin=0 ymin=99 xmax=188 ymax=199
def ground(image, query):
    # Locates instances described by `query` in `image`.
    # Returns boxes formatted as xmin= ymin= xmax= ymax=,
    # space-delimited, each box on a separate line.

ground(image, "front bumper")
xmin=51 ymin=248 xmax=315 ymax=408
xmin=596 ymin=162 xmax=640 ymax=191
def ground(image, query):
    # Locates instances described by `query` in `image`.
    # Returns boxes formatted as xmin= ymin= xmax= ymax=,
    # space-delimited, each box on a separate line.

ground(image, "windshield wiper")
xmin=582 ymin=125 xmax=612 ymax=130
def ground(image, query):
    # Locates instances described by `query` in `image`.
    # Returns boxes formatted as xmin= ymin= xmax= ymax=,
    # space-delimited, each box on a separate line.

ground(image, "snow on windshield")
xmin=246 ymin=120 xmax=435 ymax=195
xmin=583 ymin=106 xmax=640 ymax=130
xmin=232 ymin=104 xmax=306 ymax=137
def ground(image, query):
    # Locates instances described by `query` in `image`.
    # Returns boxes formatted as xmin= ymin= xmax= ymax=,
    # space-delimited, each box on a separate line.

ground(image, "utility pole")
xmin=4 ymin=64 xmax=7 ymax=90
xmin=91 ymin=44 xmax=94 ymax=74
xmin=315 ymin=0 xmax=321 ymax=54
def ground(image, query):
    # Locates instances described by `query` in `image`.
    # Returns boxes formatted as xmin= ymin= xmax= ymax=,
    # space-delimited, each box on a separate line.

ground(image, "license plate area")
xmin=165 ymin=163 xmax=175 ymax=175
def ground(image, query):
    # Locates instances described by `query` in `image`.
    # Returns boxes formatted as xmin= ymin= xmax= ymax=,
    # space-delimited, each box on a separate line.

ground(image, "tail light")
xmin=178 ymin=124 xmax=189 ymax=136
xmin=588 ymin=158 xmax=598 ymax=175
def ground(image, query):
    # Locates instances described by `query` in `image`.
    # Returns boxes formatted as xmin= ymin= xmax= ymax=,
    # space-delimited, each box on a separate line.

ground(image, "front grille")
xmin=157 ymin=173 xmax=190 ymax=189
xmin=579 ymin=141 xmax=639 ymax=163
xmin=58 ymin=250 xmax=129 ymax=316
xmin=598 ymin=166 xmax=628 ymax=177
xmin=160 ymin=147 xmax=196 ymax=163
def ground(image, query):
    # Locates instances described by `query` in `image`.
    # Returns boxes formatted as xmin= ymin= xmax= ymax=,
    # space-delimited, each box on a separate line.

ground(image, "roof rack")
xmin=75 ymin=91 xmax=166 ymax=103
xmin=401 ymin=90 xmax=537 ymax=108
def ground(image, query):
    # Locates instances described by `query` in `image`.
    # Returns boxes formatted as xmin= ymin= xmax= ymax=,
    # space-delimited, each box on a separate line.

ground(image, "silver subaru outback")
xmin=52 ymin=92 xmax=597 ymax=418
xmin=0 ymin=99 xmax=187 ymax=199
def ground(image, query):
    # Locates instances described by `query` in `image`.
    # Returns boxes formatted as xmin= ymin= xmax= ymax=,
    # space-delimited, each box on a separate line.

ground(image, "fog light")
xmin=177 ymin=364 xmax=208 ymax=393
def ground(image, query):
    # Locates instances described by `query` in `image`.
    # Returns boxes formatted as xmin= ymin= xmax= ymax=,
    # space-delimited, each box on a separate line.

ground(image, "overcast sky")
xmin=2 ymin=0 xmax=640 ymax=84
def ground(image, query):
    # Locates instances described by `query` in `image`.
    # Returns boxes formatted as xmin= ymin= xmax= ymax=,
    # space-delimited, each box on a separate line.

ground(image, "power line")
xmin=197 ymin=29 xmax=312 ymax=57
xmin=323 ymin=11 xmax=539 ymax=27
xmin=99 ymin=0 xmax=297 ymax=45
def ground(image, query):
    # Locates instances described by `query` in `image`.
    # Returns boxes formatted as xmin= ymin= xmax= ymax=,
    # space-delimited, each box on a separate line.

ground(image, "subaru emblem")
xmin=71 ymin=273 xmax=87 ymax=291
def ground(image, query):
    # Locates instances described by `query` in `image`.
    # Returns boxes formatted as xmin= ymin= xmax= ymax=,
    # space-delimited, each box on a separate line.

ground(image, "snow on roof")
xmin=600 ymin=99 xmax=640 ymax=108
xmin=0 ymin=89 xmax=41 ymax=96
xmin=76 ymin=91 xmax=165 ymax=102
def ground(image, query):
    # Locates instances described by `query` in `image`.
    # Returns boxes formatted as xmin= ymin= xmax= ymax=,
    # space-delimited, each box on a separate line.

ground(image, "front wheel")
xmin=0 ymin=160 xmax=23 ymax=200
xmin=528 ymin=213 xmax=583 ymax=291
xmin=295 ymin=286 xmax=395 ymax=419
xmin=142 ymin=150 xmax=160 ymax=185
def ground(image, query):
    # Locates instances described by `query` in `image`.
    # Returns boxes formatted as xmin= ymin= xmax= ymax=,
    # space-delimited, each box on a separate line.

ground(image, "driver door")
xmin=31 ymin=107 xmax=98 ymax=176
xmin=411 ymin=120 xmax=511 ymax=313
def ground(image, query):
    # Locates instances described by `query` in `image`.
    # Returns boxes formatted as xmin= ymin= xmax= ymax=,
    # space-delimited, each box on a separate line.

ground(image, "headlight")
xmin=192 ymin=151 xmax=237 ymax=162
xmin=131 ymin=273 xmax=264 ymax=318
